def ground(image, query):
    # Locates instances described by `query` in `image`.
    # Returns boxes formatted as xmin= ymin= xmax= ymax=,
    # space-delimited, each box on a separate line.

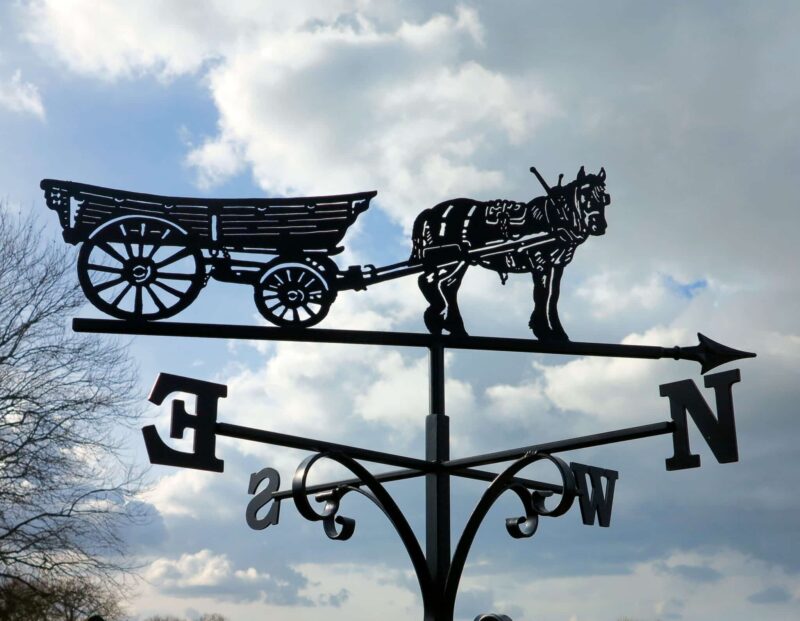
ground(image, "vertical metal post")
xmin=426 ymin=341 xmax=450 ymax=620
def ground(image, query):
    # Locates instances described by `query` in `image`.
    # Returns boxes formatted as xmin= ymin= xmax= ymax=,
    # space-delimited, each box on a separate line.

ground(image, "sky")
xmin=1 ymin=1 xmax=799 ymax=620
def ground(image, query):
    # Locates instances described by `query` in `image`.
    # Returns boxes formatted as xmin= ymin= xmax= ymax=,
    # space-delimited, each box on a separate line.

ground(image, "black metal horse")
xmin=410 ymin=166 xmax=609 ymax=341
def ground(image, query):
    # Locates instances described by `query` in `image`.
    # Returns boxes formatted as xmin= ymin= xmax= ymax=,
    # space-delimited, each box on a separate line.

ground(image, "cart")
xmin=42 ymin=180 xmax=556 ymax=327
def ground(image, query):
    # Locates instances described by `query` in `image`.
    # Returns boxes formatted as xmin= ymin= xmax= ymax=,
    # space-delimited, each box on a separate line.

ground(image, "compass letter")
xmin=142 ymin=373 xmax=226 ymax=472
xmin=660 ymin=369 xmax=741 ymax=471
xmin=246 ymin=467 xmax=281 ymax=530
xmin=570 ymin=462 xmax=618 ymax=527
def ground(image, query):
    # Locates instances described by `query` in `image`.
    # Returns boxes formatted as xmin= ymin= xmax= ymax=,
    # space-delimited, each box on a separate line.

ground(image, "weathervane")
xmin=45 ymin=167 xmax=755 ymax=621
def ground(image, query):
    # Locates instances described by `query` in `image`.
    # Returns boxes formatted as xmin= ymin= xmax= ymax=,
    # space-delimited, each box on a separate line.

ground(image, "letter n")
xmin=660 ymin=369 xmax=741 ymax=471
xmin=570 ymin=462 xmax=618 ymax=527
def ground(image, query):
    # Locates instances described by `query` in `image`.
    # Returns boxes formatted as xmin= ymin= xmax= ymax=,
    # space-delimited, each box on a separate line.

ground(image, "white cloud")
xmin=576 ymin=271 xmax=670 ymax=319
xmin=142 ymin=467 xmax=216 ymax=517
xmin=354 ymin=351 xmax=474 ymax=439
xmin=496 ymin=549 xmax=800 ymax=621
xmin=0 ymin=70 xmax=45 ymax=119
xmin=535 ymin=325 xmax=690 ymax=426
xmin=147 ymin=549 xmax=238 ymax=588
xmin=25 ymin=0 xmax=354 ymax=80
xmin=143 ymin=548 xmax=311 ymax=605
xmin=196 ymin=32 xmax=558 ymax=227
xmin=185 ymin=136 xmax=246 ymax=189
xmin=25 ymin=1 xmax=560 ymax=228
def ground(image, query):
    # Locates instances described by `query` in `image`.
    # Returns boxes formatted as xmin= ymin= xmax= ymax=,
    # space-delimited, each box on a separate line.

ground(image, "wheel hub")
xmin=280 ymin=287 xmax=306 ymax=308
xmin=125 ymin=259 xmax=155 ymax=285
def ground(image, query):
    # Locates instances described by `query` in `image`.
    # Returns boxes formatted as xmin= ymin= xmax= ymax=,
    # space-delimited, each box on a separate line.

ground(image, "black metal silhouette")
xmin=411 ymin=166 xmax=608 ymax=340
xmin=57 ymin=169 xmax=756 ymax=620
xmin=73 ymin=319 xmax=756 ymax=375
xmin=43 ymin=166 xmax=607 ymax=340
xmin=125 ymin=324 xmax=754 ymax=621
xmin=41 ymin=179 xmax=374 ymax=324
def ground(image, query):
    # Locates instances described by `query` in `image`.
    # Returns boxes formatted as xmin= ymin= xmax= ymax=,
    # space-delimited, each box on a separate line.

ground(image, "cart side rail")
xmin=41 ymin=179 xmax=377 ymax=250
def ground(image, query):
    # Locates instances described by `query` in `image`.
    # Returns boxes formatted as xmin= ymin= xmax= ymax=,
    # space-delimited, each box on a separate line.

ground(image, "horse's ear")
xmin=577 ymin=165 xmax=586 ymax=180
xmin=599 ymin=167 xmax=606 ymax=181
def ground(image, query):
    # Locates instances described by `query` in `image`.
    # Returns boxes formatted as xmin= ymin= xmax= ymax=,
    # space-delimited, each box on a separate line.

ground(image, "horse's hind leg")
xmin=439 ymin=260 xmax=468 ymax=336
xmin=418 ymin=261 xmax=468 ymax=336
xmin=419 ymin=270 xmax=446 ymax=334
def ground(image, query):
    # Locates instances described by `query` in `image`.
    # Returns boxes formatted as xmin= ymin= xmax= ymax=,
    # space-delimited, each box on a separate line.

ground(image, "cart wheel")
xmin=77 ymin=217 xmax=205 ymax=321
xmin=254 ymin=257 xmax=337 ymax=328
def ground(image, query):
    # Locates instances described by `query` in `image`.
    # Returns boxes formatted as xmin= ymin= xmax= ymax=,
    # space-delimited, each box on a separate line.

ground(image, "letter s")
xmin=246 ymin=467 xmax=281 ymax=530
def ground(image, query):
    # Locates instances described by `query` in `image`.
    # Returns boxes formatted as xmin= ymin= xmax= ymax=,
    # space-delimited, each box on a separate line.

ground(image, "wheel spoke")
xmin=146 ymin=285 xmax=167 ymax=312
xmin=118 ymin=224 xmax=135 ymax=259
xmin=111 ymin=284 xmax=132 ymax=307
xmin=134 ymin=286 xmax=143 ymax=315
xmin=98 ymin=242 xmax=127 ymax=264
xmin=94 ymin=276 xmax=125 ymax=292
xmin=152 ymin=280 xmax=185 ymax=298
xmin=156 ymin=247 xmax=193 ymax=268
xmin=137 ymin=221 xmax=146 ymax=257
xmin=145 ymin=242 xmax=161 ymax=259
xmin=87 ymin=263 xmax=123 ymax=274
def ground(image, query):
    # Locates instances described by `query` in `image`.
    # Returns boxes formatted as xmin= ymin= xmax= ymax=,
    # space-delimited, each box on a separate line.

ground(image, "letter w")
xmin=570 ymin=462 xmax=618 ymax=527
xmin=660 ymin=369 xmax=741 ymax=471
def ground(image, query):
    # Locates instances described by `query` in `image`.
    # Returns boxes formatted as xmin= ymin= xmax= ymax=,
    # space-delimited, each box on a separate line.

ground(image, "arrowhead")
xmin=688 ymin=333 xmax=756 ymax=373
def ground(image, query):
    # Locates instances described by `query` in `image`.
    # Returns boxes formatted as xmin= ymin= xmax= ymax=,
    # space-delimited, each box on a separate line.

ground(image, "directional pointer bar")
xmin=73 ymin=319 xmax=755 ymax=373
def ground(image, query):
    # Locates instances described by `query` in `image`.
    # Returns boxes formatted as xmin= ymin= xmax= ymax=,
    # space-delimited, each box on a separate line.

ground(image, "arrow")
xmin=680 ymin=332 xmax=757 ymax=373
xmin=72 ymin=319 xmax=755 ymax=373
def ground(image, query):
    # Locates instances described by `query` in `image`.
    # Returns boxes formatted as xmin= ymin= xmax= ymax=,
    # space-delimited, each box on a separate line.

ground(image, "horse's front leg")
xmin=530 ymin=265 xmax=569 ymax=341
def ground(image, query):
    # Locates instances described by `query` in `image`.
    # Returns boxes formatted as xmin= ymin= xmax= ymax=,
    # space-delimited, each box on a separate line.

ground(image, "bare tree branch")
xmin=0 ymin=206 xmax=144 ymax=602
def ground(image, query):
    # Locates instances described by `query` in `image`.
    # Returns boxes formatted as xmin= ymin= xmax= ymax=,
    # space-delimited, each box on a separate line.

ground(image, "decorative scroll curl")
xmin=292 ymin=451 xmax=436 ymax=613
xmin=444 ymin=452 xmax=577 ymax=621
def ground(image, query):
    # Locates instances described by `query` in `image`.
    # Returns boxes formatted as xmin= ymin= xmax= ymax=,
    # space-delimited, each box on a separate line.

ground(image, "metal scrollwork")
xmin=503 ymin=483 xmax=539 ymax=539
xmin=313 ymin=487 xmax=357 ymax=541
xmin=292 ymin=451 xmax=436 ymax=613
xmin=444 ymin=452 xmax=577 ymax=620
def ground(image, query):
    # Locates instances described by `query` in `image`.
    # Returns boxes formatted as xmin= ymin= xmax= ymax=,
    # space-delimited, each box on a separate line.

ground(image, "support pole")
xmin=426 ymin=342 xmax=450 ymax=621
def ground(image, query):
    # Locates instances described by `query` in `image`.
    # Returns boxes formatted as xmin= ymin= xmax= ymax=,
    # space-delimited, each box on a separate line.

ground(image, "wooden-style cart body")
xmin=42 ymin=179 xmax=376 ymax=326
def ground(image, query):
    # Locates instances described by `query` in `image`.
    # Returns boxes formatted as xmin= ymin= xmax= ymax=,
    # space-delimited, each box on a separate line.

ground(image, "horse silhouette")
xmin=410 ymin=166 xmax=609 ymax=341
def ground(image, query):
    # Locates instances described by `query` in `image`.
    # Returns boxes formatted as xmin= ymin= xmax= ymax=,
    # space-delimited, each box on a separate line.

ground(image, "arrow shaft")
xmin=72 ymin=318 xmax=687 ymax=363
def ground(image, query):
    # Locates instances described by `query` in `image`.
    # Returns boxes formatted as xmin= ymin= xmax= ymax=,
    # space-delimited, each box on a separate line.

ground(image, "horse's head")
xmin=545 ymin=166 xmax=609 ymax=241
xmin=574 ymin=165 xmax=609 ymax=236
